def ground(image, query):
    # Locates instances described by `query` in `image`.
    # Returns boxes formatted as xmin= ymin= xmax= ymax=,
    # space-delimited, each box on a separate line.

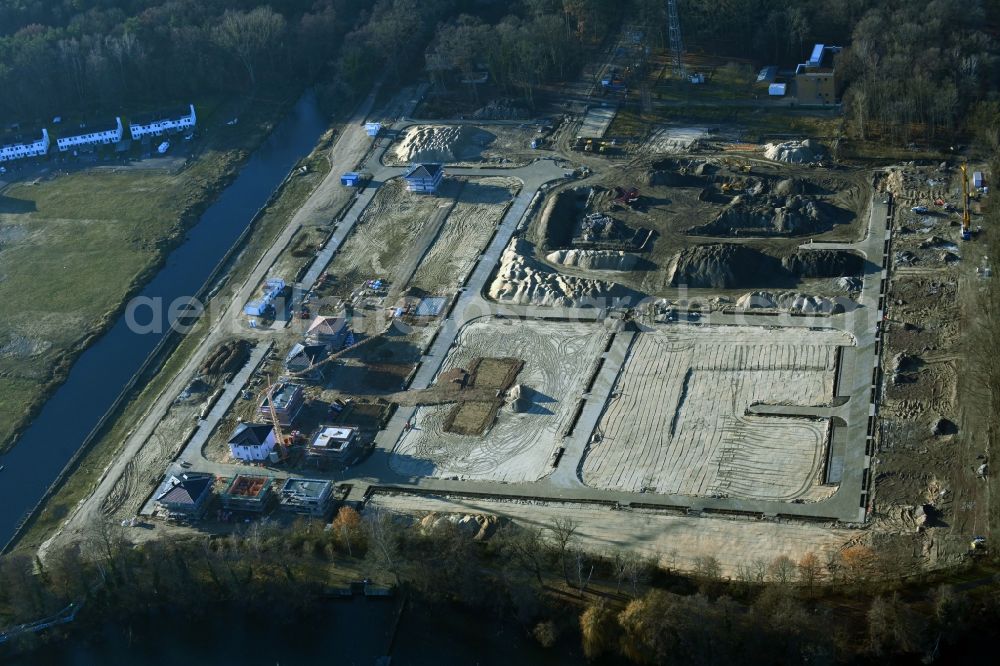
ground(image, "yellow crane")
xmin=960 ymin=163 xmax=972 ymax=241
xmin=258 ymin=322 xmax=389 ymax=458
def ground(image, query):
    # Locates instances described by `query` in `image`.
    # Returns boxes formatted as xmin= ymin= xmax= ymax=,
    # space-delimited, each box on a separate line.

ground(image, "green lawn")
xmin=0 ymin=92 xmax=300 ymax=454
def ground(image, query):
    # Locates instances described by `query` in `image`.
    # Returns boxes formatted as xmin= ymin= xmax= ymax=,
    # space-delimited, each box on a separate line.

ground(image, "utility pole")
xmin=667 ymin=0 xmax=687 ymax=79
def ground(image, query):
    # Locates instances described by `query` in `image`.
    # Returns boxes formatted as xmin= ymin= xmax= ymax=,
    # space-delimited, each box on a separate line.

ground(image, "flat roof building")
xmin=794 ymin=44 xmax=842 ymax=105
xmin=220 ymin=474 xmax=273 ymax=513
xmin=279 ymin=478 xmax=335 ymax=517
xmin=259 ymin=382 xmax=304 ymax=426
xmin=307 ymin=425 xmax=361 ymax=466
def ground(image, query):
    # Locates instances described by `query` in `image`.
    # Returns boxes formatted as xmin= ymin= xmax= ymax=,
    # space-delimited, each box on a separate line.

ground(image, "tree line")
xmin=0 ymin=0 xmax=355 ymax=125
xmin=4 ymin=507 xmax=1000 ymax=662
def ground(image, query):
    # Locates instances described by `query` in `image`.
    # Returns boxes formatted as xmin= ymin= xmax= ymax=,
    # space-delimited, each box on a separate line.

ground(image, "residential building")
xmin=305 ymin=315 xmax=349 ymax=350
xmin=794 ymin=44 xmax=841 ymax=105
xmin=56 ymin=117 xmax=123 ymax=152
xmin=258 ymin=382 xmax=304 ymax=426
xmin=285 ymin=342 xmax=328 ymax=381
xmin=403 ymin=163 xmax=444 ymax=194
xmin=227 ymin=422 xmax=276 ymax=462
xmin=0 ymin=128 xmax=49 ymax=162
xmin=279 ymin=478 xmax=334 ymax=517
xmin=154 ymin=472 xmax=214 ymax=519
xmin=306 ymin=425 xmax=361 ymax=466
xmin=220 ymin=474 xmax=273 ymax=513
xmin=129 ymin=104 xmax=197 ymax=140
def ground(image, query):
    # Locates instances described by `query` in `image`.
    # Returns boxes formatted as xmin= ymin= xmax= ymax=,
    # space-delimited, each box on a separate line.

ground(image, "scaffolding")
xmin=667 ymin=0 xmax=687 ymax=78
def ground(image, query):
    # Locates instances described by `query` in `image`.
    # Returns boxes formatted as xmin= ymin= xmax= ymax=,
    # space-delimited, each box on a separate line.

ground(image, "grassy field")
xmin=0 ymin=93 xmax=297 ymax=454
xmin=11 ymin=130 xmax=335 ymax=555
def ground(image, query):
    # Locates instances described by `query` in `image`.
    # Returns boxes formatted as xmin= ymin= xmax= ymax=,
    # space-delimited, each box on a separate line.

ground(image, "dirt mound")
xmin=201 ymin=340 xmax=250 ymax=375
xmin=490 ymin=238 xmax=628 ymax=306
xmin=691 ymin=195 xmax=828 ymax=236
xmin=782 ymin=249 xmax=863 ymax=277
xmin=546 ymin=249 xmax=639 ymax=271
xmin=506 ymin=384 xmax=533 ymax=413
xmin=419 ymin=512 xmax=504 ymax=540
xmin=668 ymin=244 xmax=784 ymax=289
xmin=735 ymin=291 xmax=845 ymax=314
xmin=393 ymin=125 xmax=496 ymax=163
xmin=644 ymin=158 xmax=713 ymax=187
xmin=471 ymin=99 xmax=530 ymax=120
xmin=764 ymin=139 xmax=825 ymax=163
xmin=774 ymin=178 xmax=805 ymax=196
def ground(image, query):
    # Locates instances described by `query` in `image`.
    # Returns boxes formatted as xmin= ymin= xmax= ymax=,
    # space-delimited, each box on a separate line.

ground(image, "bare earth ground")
xmin=391 ymin=318 xmax=609 ymax=482
xmin=582 ymin=326 xmax=849 ymax=501
xmin=370 ymin=492 xmax=858 ymax=578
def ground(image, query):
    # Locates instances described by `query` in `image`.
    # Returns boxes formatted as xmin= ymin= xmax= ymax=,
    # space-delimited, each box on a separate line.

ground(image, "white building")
xmin=56 ymin=117 xmax=123 ymax=152
xmin=227 ymin=422 xmax=277 ymax=462
xmin=0 ymin=129 xmax=49 ymax=162
xmin=129 ymin=104 xmax=197 ymax=140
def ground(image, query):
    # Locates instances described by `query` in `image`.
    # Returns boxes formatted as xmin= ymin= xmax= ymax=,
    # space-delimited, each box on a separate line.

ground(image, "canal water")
xmin=0 ymin=92 xmax=328 ymax=546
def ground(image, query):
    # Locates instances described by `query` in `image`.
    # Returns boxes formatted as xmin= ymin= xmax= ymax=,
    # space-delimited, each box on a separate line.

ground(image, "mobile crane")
xmin=960 ymin=162 xmax=972 ymax=241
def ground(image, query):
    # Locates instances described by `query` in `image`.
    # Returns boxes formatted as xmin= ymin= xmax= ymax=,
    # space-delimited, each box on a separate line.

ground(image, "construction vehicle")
xmin=961 ymin=163 xmax=973 ymax=241
xmin=613 ymin=186 xmax=640 ymax=207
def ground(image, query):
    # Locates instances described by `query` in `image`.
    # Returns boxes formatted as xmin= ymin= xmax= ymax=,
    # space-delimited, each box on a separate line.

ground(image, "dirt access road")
xmin=35 ymin=85 xmax=393 ymax=560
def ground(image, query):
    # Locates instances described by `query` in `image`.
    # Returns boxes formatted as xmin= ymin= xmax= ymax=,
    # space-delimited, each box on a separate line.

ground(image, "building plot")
xmin=391 ymin=318 xmax=609 ymax=483
xmin=582 ymin=326 xmax=851 ymax=501
xmin=409 ymin=176 xmax=519 ymax=293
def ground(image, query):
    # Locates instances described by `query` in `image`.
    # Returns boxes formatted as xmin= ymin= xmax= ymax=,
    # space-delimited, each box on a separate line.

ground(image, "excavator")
xmin=960 ymin=163 xmax=972 ymax=241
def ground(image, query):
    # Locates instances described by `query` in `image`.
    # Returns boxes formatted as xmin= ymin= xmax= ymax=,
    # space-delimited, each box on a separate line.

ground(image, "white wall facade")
xmin=129 ymin=104 xmax=197 ymax=140
xmin=229 ymin=430 xmax=277 ymax=461
xmin=0 ymin=129 xmax=49 ymax=162
xmin=56 ymin=117 xmax=123 ymax=151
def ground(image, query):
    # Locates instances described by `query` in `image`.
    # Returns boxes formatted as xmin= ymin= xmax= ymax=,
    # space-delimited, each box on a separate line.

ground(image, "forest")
xmin=2 ymin=0 xmax=998 ymax=144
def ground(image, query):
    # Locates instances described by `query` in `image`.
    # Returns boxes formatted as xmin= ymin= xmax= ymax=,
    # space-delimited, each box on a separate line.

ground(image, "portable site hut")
xmin=364 ymin=122 xmax=382 ymax=137
xmin=973 ymin=171 xmax=984 ymax=189
xmin=341 ymin=172 xmax=363 ymax=187
xmin=768 ymin=83 xmax=787 ymax=96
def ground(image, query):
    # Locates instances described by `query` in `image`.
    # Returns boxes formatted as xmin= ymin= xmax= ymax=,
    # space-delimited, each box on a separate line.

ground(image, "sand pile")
xmin=506 ymin=384 xmax=533 ymax=413
xmin=735 ymin=291 xmax=844 ymax=314
xmin=764 ymin=139 xmax=824 ymax=163
xmin=668 ymin=244 xmax=782 ymax=289
xmin=489 ymin=238 xmax=623 ymax=307
xmin=419 ymin=512 xmax=503 ymax=540
xmin=393 ymin=125 xmax=495 ymax=163
xmin=546 ymin=249 xmax=639 ymax=271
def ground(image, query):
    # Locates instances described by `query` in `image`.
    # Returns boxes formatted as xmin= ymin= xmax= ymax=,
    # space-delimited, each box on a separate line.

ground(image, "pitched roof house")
xmin=285 ymin=343 xmax=328 ymax=381
xmin=403 ymin=163 xmax=444 ymax=194
xmin=227 ymin=422 xmax=277 ymax=462
xmin=155 ymin=472 xmax=214 ymax=519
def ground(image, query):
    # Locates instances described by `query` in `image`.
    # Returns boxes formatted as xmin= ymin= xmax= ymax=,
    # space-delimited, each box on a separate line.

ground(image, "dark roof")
xmin=228 ymin=422 xmax=274 ymax=447
xmin=286 ymin=343 xmax=327 ymax=366
xmin=130 ymin=105 xmax=194 ymax=127
xmin=404 ymin=163 xmax=443 ymax=179
xmin=60 ymin=117 xmax=120 ymax=138
xmin=157 ymin=473 xmax=212 ymax=506
xmin=0 ymin=127 xmax=46 ymax=147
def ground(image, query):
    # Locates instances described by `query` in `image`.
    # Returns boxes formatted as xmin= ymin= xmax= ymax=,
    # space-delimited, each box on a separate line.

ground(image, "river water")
xmin=0 ymin=92 xmax=327 ymax=546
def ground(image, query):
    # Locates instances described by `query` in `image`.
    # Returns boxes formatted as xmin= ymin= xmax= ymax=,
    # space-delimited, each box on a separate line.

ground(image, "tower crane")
xmin=258 ymin=322 xmax=389 ymax=459
xmin=960 ymin=162 xmax=972 ymax=241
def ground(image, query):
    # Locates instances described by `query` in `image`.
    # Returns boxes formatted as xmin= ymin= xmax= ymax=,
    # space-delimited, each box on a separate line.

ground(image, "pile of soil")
xmin=691 ymin=194 xmax=832 ymax=236
xmin=782 ymin=249 xmax=864 ymax=277
xmin=644 ymin=158 xmax=714 ymax=187
xmin=490 ymin=238 xmax=632 ymax=306
xmin=764 ymin=139 xmax=825 ymax=163
xmin=546 ymin=249 xmax=639 ymax=271
xmin=393 ymin=125 xmax=496 ymax=163
xmin=471 ymin=99 xmax=530 ymax=120
xmin=201 ymin=340 xmax=250 ymax=376
xmin=735 ymin=291 xmax=845 ymax=314
xmin=667 ymin=244 xmax=784 ymax=289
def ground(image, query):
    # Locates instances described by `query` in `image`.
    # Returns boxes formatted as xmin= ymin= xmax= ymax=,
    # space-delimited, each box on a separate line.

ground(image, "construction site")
xmin=25 ymin=14 xmax=993 ymax=585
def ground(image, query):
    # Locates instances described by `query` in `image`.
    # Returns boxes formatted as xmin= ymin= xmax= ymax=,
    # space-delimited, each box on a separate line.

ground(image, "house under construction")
xmin=279 ymin=478 xmax=335 ymax=517
xmin=220 ymin=474 xmax=273 ymax=513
